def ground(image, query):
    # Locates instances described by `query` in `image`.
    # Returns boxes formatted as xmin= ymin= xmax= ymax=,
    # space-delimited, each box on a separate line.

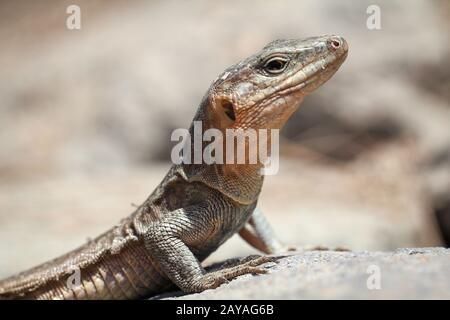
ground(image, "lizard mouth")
xmin=267 ymin=51 xmax=347 ymax=101
xmin=249 ymin=52 xmax=346 ymax=115
xmin=299 ymin=54 xmax=345 ymax=87
xmin=290 ymin=37 xmax=348 ymax=92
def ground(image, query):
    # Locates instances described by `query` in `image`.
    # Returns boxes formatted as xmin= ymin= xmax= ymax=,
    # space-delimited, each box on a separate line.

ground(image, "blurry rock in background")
xmin=0 ymin=0 xmax=448 ymax=277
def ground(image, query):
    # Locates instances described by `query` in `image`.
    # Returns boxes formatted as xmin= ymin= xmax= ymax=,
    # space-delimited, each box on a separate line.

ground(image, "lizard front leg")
xmin=239 ymin=207 xmax=296 ymax=254
xmin=143 ymin=206 xmax=277 ymax=293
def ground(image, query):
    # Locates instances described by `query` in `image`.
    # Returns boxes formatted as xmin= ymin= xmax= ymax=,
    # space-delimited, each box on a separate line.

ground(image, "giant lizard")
xmin=0 ymin=35 xmax=348 ymax=299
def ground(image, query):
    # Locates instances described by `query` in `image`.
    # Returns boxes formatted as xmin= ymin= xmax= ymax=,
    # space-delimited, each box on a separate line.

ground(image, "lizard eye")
xmin=263 ymin=56 xmax=289 ymax=75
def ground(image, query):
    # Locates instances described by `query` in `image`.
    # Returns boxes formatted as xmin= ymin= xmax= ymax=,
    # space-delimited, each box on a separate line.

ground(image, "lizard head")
xmin=185 ymin=36 xmax=347 ymax=201
xmin=206 ymin=35 xmax=348 ymax=130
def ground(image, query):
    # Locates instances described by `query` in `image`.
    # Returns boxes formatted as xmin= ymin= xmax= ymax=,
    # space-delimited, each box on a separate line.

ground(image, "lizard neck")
xmin=182 ymin=162 xmax=264 ymax=205
xmin=181 ymin=97 xmax=265 ymax=205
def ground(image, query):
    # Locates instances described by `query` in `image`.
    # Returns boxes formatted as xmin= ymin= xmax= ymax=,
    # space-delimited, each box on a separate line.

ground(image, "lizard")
xmin=0 ymin=35 xmax=348 ymax=299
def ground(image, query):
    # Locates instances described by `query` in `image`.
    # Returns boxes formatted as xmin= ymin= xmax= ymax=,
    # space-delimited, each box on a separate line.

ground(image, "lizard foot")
xmin=189 ymin=255 xmax=281 ymax=293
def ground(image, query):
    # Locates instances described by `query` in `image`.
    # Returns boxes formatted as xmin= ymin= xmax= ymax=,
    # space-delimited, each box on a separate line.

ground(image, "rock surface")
xmin=160 ymin=248 xmax=450 ymax=300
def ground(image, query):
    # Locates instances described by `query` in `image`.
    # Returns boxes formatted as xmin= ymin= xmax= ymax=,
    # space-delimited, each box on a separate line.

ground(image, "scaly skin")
xmin=0 ymin=36 xmax=348 ymax=299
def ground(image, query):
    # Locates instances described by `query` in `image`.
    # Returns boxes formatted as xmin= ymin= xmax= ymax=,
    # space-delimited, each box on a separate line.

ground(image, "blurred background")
xmin=0 ymin=0 xmax=449 ymax=279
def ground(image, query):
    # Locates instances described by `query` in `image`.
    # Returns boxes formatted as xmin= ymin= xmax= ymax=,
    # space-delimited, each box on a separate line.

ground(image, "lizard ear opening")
xmin=220 ymin=99 xmax=236 ymax=121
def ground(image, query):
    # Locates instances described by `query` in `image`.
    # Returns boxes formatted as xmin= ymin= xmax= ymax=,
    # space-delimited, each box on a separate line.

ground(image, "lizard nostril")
xmin=330 ymin=39 xmax=341 ymax=49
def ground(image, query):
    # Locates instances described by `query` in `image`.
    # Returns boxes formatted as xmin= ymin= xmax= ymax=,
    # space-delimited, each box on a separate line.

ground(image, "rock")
xmin=160 ymin=248 xmax=450 ymax=300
